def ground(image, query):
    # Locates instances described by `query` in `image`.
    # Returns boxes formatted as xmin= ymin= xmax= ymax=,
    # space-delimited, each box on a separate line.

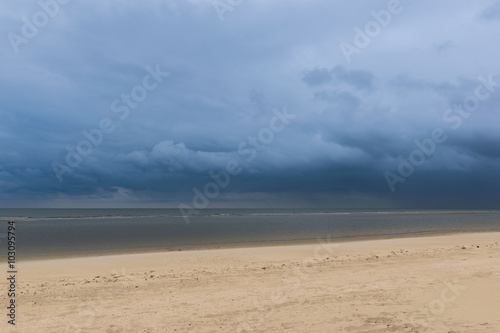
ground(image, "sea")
xmin=1 ymin=208 xmax=500 ymax=257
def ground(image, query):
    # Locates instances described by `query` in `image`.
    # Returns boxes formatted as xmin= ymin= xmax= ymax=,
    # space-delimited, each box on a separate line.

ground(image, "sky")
xmin=1 ymin=0 xmax=500 ymax=208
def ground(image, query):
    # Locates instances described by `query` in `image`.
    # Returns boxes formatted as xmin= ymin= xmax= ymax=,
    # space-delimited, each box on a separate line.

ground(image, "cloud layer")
xmin=1 ymin=0 xmax=500 ymax=208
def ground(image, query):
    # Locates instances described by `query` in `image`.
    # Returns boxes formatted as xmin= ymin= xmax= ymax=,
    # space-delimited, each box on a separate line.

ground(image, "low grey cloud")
xmin=302 ymin=66 xmax=374 ymax=90
xmin=480 ymin=1 xmax=500 ymax=20
xmin=313 ymin=90 xmax=361 ymax=109
xmin=302 ymin=68 xmax=333 ymax=86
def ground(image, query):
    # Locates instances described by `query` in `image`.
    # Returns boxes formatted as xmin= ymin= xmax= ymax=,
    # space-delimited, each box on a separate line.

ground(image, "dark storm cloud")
xmin=1 ymin=0 xmax=500 ymax=208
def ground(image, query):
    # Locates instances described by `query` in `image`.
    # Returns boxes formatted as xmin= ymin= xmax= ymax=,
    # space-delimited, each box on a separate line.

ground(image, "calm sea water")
xmin=1 ymin=208 xmax=500 ymax=256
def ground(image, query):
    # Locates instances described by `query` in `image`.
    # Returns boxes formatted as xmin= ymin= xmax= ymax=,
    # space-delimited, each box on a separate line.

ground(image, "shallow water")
xmin=1 ymin=208 xmax=499 ymax=255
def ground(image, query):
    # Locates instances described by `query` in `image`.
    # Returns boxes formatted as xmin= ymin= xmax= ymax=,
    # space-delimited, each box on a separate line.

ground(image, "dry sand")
xmin=1 ymin=232 xmax=499 ymax=332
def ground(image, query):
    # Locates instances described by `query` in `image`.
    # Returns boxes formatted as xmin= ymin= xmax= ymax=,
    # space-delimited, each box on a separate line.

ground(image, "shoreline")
xmin=9 ymin=209 xmax=500 ymax=262
xmin=15 ymin=229 xmax=499 ymax=261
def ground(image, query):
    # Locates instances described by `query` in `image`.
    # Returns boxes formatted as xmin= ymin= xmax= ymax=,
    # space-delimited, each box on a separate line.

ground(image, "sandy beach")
xmin=2 ymin=232 xmax=499 ymax=332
